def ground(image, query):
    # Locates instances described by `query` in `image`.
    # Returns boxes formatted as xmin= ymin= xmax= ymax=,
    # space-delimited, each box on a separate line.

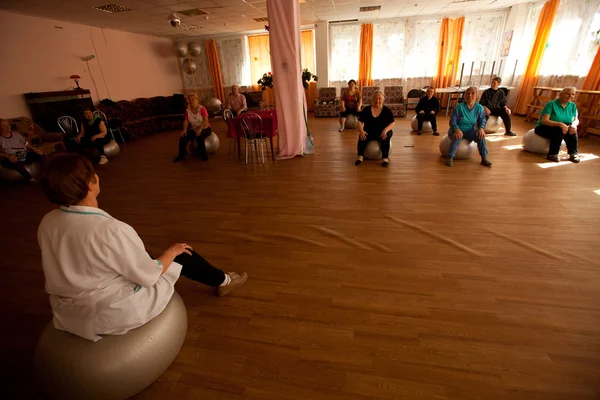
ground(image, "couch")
xmin=384 ymin=86 xmax=406 ymax=117
xmin=7 ymin=117 xmax=65 ymax=154
xmin=361 ymin=86 xmax=380 ymax=106
xmin=314 ymin=87 xmax=339 ymax=117
xmin=97 ymin=94 xmax=187 ymax=141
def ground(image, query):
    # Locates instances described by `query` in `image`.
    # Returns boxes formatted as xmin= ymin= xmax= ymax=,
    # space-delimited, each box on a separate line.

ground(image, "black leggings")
xmin=178 ymin=127 xmax=212 ymax=158
xmin=0 ymin=152 xmax=41 ymax=180
xmin=340 ymin=107 xmax=359 ymax=118
xmin=416 ymin=113 xmax=438 ymax=131
xmin=80 ymin=135 xmax=111 ymax=156
xmin=174 ymin=250 xmax=226 ymax=287
xmin=534 ymin=124 xmax=578 ymax=156
xmin=357 ymin=130 xmax=393 ymax=159
xmin=487 ymin=107 xmax=512 ymax=133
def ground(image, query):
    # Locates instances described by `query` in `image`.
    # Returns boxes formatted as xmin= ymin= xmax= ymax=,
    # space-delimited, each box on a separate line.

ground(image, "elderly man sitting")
xmin=227 ymin=85 xmax=248 ymax=117
xmin=0 ymin=118 xmax=43 ymax=182
xmin=479 ymin=76 xmax=516 ymax=136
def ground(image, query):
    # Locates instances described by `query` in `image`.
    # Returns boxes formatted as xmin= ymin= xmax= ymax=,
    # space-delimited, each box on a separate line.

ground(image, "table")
xmin=227 ymin=111 xmax=278 ymax=161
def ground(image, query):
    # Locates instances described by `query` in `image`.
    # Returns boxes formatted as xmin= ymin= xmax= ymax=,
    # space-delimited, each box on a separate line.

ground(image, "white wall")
xmin=314 ymin=22 xmax=329 ymax=88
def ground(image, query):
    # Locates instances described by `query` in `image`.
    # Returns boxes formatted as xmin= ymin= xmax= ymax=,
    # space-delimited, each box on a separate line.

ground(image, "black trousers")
xmin=340 ymin=107 xmax=359 ymax=118
xmin=80 ymin=135 xmax=111 ymax=156
xmin=178 ymin=127 xmax=212 ymax=158
xmin=417 ymin=113 xmax=438 ymax=131
xmin=174 ymin=250 xmax=226 ymax=287
xmin=534 ymin=125 xmax=578 ymax=156
xmin=0 ymin=152 xmax=41 ymax=180
xmin=357 ymin=131 xmax=393 ymax=158
xmin=487 ymin=107 xmax=512 ymax=133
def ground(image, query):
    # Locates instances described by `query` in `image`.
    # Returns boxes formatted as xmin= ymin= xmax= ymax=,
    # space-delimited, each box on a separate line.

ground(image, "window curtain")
xmin=329 ymin=24 xmax=361 ymax=92
xmin=514 ymin=0 xmax=560 ymax=115
xmin=582 ymin=47 xmax=600 ymax=90
xmin=358 ymin=24 xmax=374 ymax=88
xmin=204 ymin=40 xmax=225 ymax=102
xmin=434 ymin=17 xmax=465 ymax=89
xmin=248 ymin=34 xmax=275 ymax=105
xmin=372 ymin=21 xmax=405 ymax=80
xmin=403 ymin=18 xmax=442 ymax=91
xmin=458 ymin=14 xmax=506 ymax=87
xmin=216 ymin=36 xmax=251 ymax=87
xmin=301 ymin=30 xmax=317 ymax=110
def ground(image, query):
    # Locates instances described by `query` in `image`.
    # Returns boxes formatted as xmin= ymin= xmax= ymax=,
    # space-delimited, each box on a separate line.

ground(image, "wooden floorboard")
xmin=1 ymin=114 xmax=600 ymax=399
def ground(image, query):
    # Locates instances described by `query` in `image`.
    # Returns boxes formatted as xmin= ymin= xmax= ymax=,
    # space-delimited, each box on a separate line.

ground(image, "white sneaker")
xmin=99 ymin=156 xmax=108 ymax=165
xmin=338 ymin=126 xmax=345 ymax=132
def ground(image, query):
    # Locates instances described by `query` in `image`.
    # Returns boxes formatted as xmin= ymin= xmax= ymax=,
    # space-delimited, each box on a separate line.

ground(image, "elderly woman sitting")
xmin=339 ymin=79 xmax=362 ymax=132
xmin=445 ymin=86 xmax=492 ymax=167
xmin=356 ymin=90 xmax=395 ymax=167
xmin=73 ymin=109 xmax=111 ymax=165
xmin=173 ymin=93 xmax=212 ymax=162
xmin=534 ymin=86 xmax=580 ymax=163
xmin=227 ymin=85 xmax=248 ymax=117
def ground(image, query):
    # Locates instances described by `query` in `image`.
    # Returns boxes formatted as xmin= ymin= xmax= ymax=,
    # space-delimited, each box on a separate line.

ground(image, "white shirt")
xmin=37 ymin=205 xmax=182 ymax=341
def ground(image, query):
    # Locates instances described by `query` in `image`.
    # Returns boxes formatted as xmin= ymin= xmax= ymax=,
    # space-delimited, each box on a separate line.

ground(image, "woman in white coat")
xmin=37 ymin=153 xmax=247 ymax=341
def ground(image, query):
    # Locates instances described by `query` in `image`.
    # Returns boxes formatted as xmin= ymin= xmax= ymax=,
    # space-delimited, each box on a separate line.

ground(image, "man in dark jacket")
xmin=479 ymin=76 xmax=516 ymax=136
xmin=415 ymin=87 xmax=440 ymax=136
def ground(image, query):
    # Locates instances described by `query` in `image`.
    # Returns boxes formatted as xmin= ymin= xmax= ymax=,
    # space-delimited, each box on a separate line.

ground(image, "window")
xmin=372 ymin=22 xmax=405 ymax=79
xmin=329 ymin=24 xmax=361 ymax=83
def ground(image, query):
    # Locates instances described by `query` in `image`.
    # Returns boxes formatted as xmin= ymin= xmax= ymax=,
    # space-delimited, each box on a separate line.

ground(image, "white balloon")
xmin=187 ymin=41 xmax=202 ymax=57
xmin=182 ymin=59 xmax=197 ymax=74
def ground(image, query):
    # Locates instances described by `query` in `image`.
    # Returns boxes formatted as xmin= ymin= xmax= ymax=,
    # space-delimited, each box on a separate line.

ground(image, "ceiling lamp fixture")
xmin=93 ymin=4 xmax=131 ymax=13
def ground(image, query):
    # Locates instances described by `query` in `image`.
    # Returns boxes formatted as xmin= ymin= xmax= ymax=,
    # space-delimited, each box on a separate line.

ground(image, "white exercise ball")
xmin=364 ymin=140 xmax=393 ymax=160
xmin=174 ymin=42 xmax=188 ymax=58
xmin=205 ymin=98 xmax=222 ymax=117
xmin=484 ymin=116 xmax=503 ymax=134
xmin=34 ymin=292 xmax=188 ymax=400
xmin=345 ymin=114 xmax=358 ymax=129
xmin=187 ymin=41 xmax=202 ymax=57
xmin=410 ymin=115 xmax=433 ymax=133
xmin=0 ymin=162 xmax=39 ymax=183
xmin=205 ymin=132 xmax=220 ymax=154
xmin=522 ymin=128 xmax=566 ymax=154
xmin=439 ymin=134 xmax=476 ymax=159
xmin=182 ymin=59 xmax=197 ymax=74
xmin=103 ymin=140 xmax=120 ymax=159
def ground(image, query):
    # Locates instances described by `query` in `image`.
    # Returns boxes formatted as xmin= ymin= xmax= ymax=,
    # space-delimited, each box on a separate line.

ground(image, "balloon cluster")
xmin=174 ymin=41 xmax=203 ymax=74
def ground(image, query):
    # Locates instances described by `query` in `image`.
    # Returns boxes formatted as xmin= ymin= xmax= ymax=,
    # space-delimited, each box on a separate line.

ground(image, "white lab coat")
xmin=37 ymin=205 xmax=182 ymax=341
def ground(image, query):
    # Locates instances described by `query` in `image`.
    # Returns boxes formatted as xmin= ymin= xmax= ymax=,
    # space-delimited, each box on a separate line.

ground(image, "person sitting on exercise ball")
xmin=37 ymin=153 xmax=248 ymax=341
xmin=415 ymin=87 xmax=440 ymax=136
xmin=0 ymin=118 xmax=44 ymax=182
xmin=356 ymin=90 xmax=395 ymax=167
xmin=479 ymin=76 xmax=516 ymax=137
xmin=339 ymin=79 xmax=362 ymax=132
xmin=227 ymin=85 xmax=248 ymax=117
xmin=74 ymin=109 xmax=111 ymax=165
xmin=445 ymin=86 xmax=492 ymax=168
xmin=173 ymin=93 xmax=212 ymax=162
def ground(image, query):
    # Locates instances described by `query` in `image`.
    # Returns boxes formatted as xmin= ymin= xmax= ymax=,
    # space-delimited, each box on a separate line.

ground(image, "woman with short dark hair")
xmin=37 ymin=153 xmax=247 ymax=342
xmin=356 ymin=90 xmax=395 ymax=167
xmin=339 ymin=79 xmax=362 ymax=132
xmin=74 ymin=109 xmax=111 ymax=165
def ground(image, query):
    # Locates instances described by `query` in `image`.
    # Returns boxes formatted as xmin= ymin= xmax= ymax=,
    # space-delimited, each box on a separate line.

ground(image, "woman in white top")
xmin=174 ymin=93 xmax=212 ymax=162
xmin=38 ymin=153 xmax=248 ymax=341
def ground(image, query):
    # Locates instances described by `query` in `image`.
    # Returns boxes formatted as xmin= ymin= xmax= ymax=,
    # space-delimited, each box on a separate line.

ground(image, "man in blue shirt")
xmin=446 ymin=87 xmax=492 ymax=167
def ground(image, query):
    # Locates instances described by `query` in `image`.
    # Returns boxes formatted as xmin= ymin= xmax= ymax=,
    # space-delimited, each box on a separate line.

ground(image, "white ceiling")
xmin=0 ymin=0 xmax=525 ymax=39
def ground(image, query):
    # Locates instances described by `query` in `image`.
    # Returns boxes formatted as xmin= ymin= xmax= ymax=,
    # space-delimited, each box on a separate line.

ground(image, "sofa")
xmin=97 ymin=94 xmax=187 ymax=141
xmin=361 ymin=86 xmax=380 ymax=106
xmin=7 ymin=117 xmax=65 ymax=154
xmin=314 ymin=87 xmax=339 ymax=117
xmin=384 ymin=86 xmax=406 ymax=117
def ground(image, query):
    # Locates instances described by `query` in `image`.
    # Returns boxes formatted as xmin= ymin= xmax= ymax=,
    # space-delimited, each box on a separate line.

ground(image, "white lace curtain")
xmin=372 ymin=21 xmax=405 ymax=80
xmin=180 ymin=51 xmax=211 ymax=90
xmin=458 ymin=14 xmax=506 ymax=86
xmin=538 ymin=0 xmax=600 ymax=77
xmin=216 ymin=36 xmax=251 ymax=87
xmin=329 ymin=24 xmax=361 ymax=92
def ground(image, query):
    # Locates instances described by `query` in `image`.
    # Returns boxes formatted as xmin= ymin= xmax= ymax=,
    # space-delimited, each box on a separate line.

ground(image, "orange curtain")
xmin=301 ymin=30 xmax=315 ymax=72
xmin=514 ymin=0 xmax=560 ymax=114
xmin=204 ymin=40 xmax=225 ymax=102
xmin=434 ymin=17 xmax=464 ymax=89
xmin=358 ymin=24 xmax=374 ymax=88
xmin=248 ymin=34 xmax=275 ymax=105
xmin=582 ymin=46 xmax=600 ymax=91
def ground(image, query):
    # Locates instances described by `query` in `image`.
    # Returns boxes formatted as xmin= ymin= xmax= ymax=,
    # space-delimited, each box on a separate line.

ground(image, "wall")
xmin=0 ymin=10 xmax=182 ymax=118
xmin=314 ymin=22 xmax=329 ymax=88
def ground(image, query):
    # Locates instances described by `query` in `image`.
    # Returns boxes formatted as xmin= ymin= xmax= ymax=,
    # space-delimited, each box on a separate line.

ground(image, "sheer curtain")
xmin=458 ymin=14 xmax=506 ymax=87
xmin=538 ymin=0 xmax=600 ymax=80
xmin=216 ymin=36 xmax=251 ymax=87
xmin=329 ymin=24 xmax=361 ymax=92
xmin=404 ymin=18 xmax=442 ymax=91
xmin=372 ymin=21 xmax=405 ymax=89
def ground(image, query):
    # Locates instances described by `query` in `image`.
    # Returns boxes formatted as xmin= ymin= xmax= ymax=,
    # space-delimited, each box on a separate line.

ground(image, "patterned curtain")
xmin=216 ymin=36 xmax=251 ymax=87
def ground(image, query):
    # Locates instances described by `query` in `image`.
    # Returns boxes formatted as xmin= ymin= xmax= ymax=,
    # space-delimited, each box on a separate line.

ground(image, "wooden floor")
xmin=2 ymin=114 xmax=600 ymax=399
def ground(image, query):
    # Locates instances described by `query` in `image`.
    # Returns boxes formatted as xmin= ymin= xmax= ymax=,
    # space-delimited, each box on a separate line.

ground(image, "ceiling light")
xmin=179 ymin=8 xmax=209 ymax=16
xmin=181 ymin=24 xmax=200 ymax=30
xmin=253 ymin=17 xmax=268 ymax=22
xmin=93 ymin=4 xmax=131 ymax=13
xmin=359 ymin=6 xmax=381 ymax=12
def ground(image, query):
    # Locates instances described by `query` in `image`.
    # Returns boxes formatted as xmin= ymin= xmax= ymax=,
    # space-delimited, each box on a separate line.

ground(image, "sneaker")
xmin=29 ymin=178 xmax=36 ymax=184
xmin=445 ymin=157 xmax=453 ymax=167
xmin=417 ymin=131 xmax=422 ymax=136
xmin=382 ymin=161 xmax=389 ymax=167
xmin=217 ymin=272 xmax=248 ymax=297
xmin=355 ymin=159 xmax=363 ymax=166
xmin=546 ymin=154 xmax=560 ymax=162
xmin=339 ymin=126 xmax=345 ymax=132
xmin=173 ymin=155 xmax=185 ymax=162
xmin=504 ymin=131 xmax=517 ymax=137
xmin=433 ymin=131 xmax=440 ymax=136
xmin=480 ymin=159 xmax=493 ymax=167
xmin=569 ymin=153 xmax=580 ymax=163
xmin=99 ymin=156 xmax=108 ymax=165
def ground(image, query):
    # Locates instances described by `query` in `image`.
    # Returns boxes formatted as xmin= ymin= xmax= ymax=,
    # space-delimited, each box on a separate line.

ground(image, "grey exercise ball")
xmin=410 ymin=115 xmax=433 ymax=133
xmin=205 ymin=98 xmax=222 ymax=117
xmin=103 ymin=140 xmax=120 ymax=159
xmin=364 ymin=140 xmax=393 ymax=160
xmin=182 ymin=59 xmax=197 ymax=74
xmin=522 ymin=128 xmax=565 ymax=154
xmin=34 ymin=292 xmax=188 ymax=400
xmin=187 ymin=41 xmax=202 ymax=57
xmin=0 ymin=162 xmax=38 ymax=183
xmin=439 ymin=134 xmax=476 ymax=159
xmin=205 ymin=132 xmax=220 ymax=154
xmin=345 ymin=114 xmax=358 ymax=129
xmin=484 ymin=116 xmax=503 ymax=134
xmin=174 ymin=41 xmax=188 ymax=58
